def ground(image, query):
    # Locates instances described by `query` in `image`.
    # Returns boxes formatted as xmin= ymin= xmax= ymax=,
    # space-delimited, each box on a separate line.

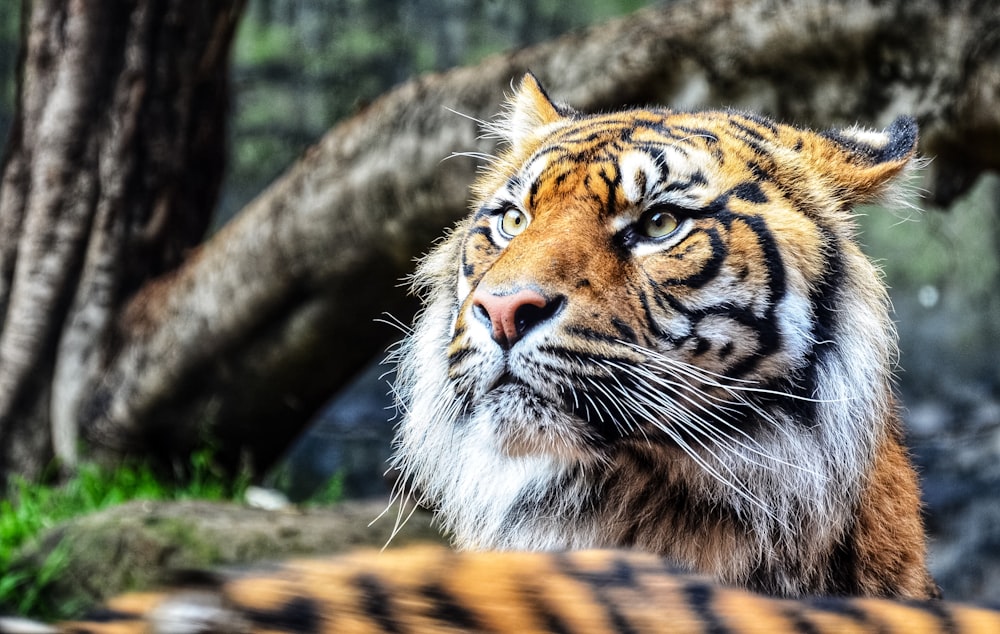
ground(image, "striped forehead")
xmin=503 ymin=124 xmax=718 ymax=212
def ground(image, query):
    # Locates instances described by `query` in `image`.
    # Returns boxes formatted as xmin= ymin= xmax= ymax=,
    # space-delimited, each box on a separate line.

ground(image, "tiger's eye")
xmin=499 ymin=208 xmax=529 ymax=238
xmin=640 ymin=210 xmax=679 ymax=239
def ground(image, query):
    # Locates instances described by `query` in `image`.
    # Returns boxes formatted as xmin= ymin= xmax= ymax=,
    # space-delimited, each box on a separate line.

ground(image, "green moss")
xmin=0 ymin=449 xmax=248 ymax=619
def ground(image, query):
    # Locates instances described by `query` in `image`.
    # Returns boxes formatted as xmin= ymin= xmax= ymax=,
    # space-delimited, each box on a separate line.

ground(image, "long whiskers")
xmin=557 ymin=341 xmax=831 ymax=516
xmin=380 ymin=360 xmax=468 ymax=546
xmin=621 ymin=341 xmax=849 ymax=405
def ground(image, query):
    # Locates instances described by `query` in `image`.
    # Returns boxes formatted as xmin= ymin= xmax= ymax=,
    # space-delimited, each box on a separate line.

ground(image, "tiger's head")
xmin=391 ymin=74 xmax=931 ymax=597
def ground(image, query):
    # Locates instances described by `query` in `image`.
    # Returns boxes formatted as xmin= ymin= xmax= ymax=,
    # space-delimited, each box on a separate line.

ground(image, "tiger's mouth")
xmin=484 ymin=370 xmax=520 ymax=393
xmin=477 ymin=367 xmax=621 ymax=450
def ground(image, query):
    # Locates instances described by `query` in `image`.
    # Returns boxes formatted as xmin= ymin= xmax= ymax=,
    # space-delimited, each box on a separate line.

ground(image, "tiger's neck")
xmin=464 ymin=406 xmax=934 ymax=599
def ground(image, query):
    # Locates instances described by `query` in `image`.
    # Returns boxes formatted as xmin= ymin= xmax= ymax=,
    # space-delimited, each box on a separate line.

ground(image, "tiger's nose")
xmin=472 ymin=288 xmax=564 ymax=349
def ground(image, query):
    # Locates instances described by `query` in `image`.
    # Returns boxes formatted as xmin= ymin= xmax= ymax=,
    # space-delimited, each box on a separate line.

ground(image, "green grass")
xmin=0 ymin=449 xmax=250 ymax=618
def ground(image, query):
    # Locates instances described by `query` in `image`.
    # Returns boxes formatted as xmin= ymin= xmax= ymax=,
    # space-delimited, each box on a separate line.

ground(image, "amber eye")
xmin=499 ymin=207 xmax=529 ymax=238
xmin=640 ymin=209 xmax=679 ymax=239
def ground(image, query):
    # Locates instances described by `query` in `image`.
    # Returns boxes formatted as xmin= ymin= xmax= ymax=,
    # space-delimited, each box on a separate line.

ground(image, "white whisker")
xmin=375 ymin=313 xmax=413 ymax=336
xmin=444 ymin=151 xmax=500 ymax=165
xmin=443 ymin=106 xmax=489 ymax=126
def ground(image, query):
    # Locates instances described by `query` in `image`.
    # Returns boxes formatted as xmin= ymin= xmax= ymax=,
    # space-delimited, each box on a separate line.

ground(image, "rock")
xmin=7 ymin=498 xmax=441 ymax=615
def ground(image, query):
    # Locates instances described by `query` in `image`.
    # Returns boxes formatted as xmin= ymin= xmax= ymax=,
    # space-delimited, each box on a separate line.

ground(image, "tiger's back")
xmin=27 ymin=547 xmax=998 ymax=634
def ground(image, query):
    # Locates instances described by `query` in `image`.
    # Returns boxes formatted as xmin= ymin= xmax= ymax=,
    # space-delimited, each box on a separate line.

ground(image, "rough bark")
xmin=0 ymin=0 xmax=242 ymax=478
xmin=4 ymin=0 xmax=999 ymax=480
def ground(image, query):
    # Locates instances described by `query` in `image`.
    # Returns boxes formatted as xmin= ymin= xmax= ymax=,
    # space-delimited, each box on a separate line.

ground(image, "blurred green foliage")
xmin=857 ymin=174 xmax=1000 ymax=395
xmin=0 ymin=448 xmax=250 ymax=618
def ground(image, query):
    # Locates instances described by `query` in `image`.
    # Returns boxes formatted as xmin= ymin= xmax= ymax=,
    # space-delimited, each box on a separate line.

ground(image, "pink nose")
xmin=471 ymin=288 xmax=561 ymax=349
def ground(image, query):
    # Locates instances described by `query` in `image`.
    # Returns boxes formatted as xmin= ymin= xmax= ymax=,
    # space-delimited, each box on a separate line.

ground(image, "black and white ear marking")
xmin=812 ymin=115 xmax=920 ymax=206
xmin=821 ymin=115 xmax=918 ymax=166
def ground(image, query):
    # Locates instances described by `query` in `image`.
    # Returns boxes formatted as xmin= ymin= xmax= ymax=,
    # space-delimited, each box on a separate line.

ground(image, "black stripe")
xmin=244 ymin=596 xmax=324 ymax=634
xmin=639 ymin=120 xmax=694 ymax=143
xmin=683 ymin=582 xmax=731 ymax=634
xmin=739 ymin=134 xmax=775 ymax=161
xmin=801 ymin=596 xmax=880 ymax=630
xmin=659 ymin=226 xmax=727 ymax=289
xmin=473 ymin=203 xmax=500 ymax=220
xmin=640 ymin=145 xmax=671 ymax=181
xmin=524 ymin=592 xmax=574 ymax=634
xmin=418 ymin=582 xmax=483 ymax=630
xmin=505 ymin=173 xmax=524 ymax=193
xmin=529 ymin=144 xmax=573 ymax=164
xmin=617 ymin=448 xmax=751 ymax=537
xmin=528 ymin=175 xmax=542 ymax=210
xmin=616 ymin=475 xmax=670 ymax=546
xmin=909 ymin=597 xmax=960 ymax=633
xmin=780 ymin=606 xmax=823 ymax=634
xmin=465 ymin=224 xmax=498 ymax=245
xmin=718 ymin=211 xmax=786 ymax=379
xmin=560 ymin=326 xmax=622 ymax=345
xmin=555 ymin=553 xmax=641 ymax=634
xmin=557 ymin=127 xmax=617 ymax=147
xmin=745 ymin=160 xmax=772 ymax=182
xmin=598 ymin=165 xmax=621 ymax=218
xmin=570 ymin=378 xmax=631 ymax=441
xmin=693 ymin=336 xmax=712 ymax=355
xmin=730 ymin=119 xmax=768 ymax=142
xmin=354 ymin=573 xmax=403 ymax=634
xmin=637 ymin=288 xmax=676 ymax=342
xmin=553 ymin=169 xmax=572 ymax=188
xmin=737 ymin=111 xmax=779 ymax=134
xmin=781 ymin=225 xmax=844 ymax=424
xmin=731 ymin=181 xmax=768 ymax=204
xmin=661 ymin=170 xmax=707 ymax=192
xmin=610 ymin=318 xmax=638 ymax=344
xmin=447 ymin=346 xmax=473 ymax=366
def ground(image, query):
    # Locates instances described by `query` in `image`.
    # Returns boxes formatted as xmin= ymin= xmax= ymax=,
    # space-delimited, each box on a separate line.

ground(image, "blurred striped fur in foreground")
xmin=5 ymin=546 xmax=999 ymax=634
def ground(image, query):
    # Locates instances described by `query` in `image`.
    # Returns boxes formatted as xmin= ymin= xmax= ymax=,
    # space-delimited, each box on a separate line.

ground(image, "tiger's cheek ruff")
xmin=392 ymin=233 xmax=602 ymax=550
xmin=392 ymin=74 xmax=935 ymax=598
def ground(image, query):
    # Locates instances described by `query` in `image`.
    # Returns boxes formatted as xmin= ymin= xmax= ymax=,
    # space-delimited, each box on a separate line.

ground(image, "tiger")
xmin=4 ymin=75 xmax=962 ymax=634
xmin=389 ymin=73 xmax=939 ymax=599
xmin=19 ymin=546 xmax=1000 ymax=634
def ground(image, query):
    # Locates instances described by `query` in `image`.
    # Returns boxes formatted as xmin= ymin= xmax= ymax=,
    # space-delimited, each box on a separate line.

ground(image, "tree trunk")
xmin=0 ymin=0 xmax=242 ymax=480
xmin=2 ymin=0 xmax=998 ymax=482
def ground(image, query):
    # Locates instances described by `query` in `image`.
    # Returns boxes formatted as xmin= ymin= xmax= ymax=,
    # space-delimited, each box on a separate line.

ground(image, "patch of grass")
xmin=0 ymin=449 xmax=249 ymax=618
xmin=303 ymin=471 xmax=345 ymax=507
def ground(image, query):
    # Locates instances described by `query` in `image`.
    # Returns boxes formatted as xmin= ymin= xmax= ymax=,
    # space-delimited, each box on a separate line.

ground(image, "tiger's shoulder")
xmin=13 ymin=546 xmax=1000 ymax=634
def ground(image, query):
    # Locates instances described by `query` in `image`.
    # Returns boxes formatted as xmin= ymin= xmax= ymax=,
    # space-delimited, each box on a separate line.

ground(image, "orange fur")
xmin=393 ymin=74 xmax=935 ymax=597
xmin=48 ymin=548 xmax=1000 ymax=634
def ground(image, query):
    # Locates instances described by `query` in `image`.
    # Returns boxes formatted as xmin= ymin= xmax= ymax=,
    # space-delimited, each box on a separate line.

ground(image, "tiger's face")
xmin=441 ymin=75 xmax=912 ymax=464
xmin=391 ymin=74 xmax=929 ymax=596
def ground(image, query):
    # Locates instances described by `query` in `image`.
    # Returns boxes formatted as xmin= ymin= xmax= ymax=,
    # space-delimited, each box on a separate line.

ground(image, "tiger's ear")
xmin=500 ymin=73 xmax=570 ymax=154
xmin=813 ymin=116 xmax=920 ymax=206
